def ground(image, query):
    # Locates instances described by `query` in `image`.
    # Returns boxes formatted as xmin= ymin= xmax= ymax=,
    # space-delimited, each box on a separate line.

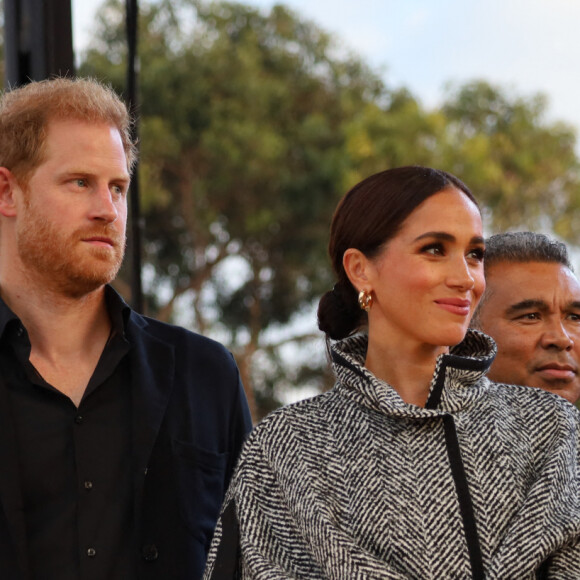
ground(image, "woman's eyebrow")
xmin=414 ymin=231 xmax=455 ymax=242
xmin=413 ymin=232 xmax=484 ymax=245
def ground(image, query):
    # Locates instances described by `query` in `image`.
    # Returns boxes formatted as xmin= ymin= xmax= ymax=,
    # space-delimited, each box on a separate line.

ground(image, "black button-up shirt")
xmin=0 ymin=287 xmax=136 ymax=579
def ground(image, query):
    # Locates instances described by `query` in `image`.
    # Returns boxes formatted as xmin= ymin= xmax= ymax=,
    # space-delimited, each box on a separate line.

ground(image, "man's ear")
xmin=0 ymin=168 xmax=20 ymax=217
xmin=343 ymin=248 xmax=373 ymax=292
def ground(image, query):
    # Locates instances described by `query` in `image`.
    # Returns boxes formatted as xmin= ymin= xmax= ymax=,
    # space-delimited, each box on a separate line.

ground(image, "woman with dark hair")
xmin=204 ymin=166 xmax=580 ymax=579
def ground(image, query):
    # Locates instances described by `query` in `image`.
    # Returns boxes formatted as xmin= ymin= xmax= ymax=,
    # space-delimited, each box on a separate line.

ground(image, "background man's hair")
xmin=484 ymin=231 xmax=572 ymax=272
xmin=471 ymin=231 xmax=573 ymax=329
xmin=0 ymin=77 xmax=137 ymax=185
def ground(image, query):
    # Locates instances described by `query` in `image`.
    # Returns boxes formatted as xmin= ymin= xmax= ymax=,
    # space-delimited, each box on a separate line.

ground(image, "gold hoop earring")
xmin=358 ymin=289 xmax=373 ymax=312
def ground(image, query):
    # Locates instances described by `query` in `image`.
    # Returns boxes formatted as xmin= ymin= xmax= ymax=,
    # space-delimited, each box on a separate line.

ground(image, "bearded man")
xmin=0 ymin=78 xmax=251 ymax=580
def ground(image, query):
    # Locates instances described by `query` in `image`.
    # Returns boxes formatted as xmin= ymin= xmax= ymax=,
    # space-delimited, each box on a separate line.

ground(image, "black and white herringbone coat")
xmin=204 ymin=331 xmax=580 ymax=579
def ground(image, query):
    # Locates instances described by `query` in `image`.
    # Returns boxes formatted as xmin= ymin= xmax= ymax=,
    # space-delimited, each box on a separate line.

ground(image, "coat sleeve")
xmin=544 ymin=536 xmax=580 ymax=579
xmin=203 ymin=497 xmax=241 ymax=580
xmin=202 ymin=434 xmax=311 ymax=579
xmin=202 ymin=415 xmax=414 ymax=580
xmin=487 ymin=402 xmax=580 ymax=578
xmin=544 ymin=413 xmax=580 ymax=579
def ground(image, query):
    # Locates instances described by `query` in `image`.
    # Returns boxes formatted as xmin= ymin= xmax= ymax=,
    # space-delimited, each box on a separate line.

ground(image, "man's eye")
xmin=519 ymin=313 xmax=540 ymax=321
xmin=75 ymin=178 xmax=87 ymax=188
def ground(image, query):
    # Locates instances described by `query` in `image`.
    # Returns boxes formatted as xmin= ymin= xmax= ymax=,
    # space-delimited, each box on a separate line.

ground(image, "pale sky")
xmin=73 ymin=0 xmax=580 ymax=142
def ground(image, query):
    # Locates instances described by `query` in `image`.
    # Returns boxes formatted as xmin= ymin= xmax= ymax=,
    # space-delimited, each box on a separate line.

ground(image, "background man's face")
xmin=478 ymin=261 xmax=580 ymax=404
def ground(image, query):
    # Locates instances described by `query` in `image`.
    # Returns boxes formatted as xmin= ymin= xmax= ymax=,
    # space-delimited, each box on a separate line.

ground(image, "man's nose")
xmin=540 ymin=321 xmax=574 ymax=351
xmin=90 ymin=185 xmax=119 ymax=223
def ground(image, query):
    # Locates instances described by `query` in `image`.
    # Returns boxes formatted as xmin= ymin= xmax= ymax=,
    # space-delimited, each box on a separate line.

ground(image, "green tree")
xmin=439 ymin=81 xmax=580 ymax=240
xmin=79 ymin=1 xmax=580 ymax=419
xmin=339 ymin=88 xmax=449 ymax=188
xmin=80 ymin=0 xmax=398 ymax=419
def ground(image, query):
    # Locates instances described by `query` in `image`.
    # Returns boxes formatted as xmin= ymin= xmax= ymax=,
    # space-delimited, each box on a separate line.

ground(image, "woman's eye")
xmin=467 ymin=248 xmax=485 ymax=261
xmin=422 ymin=244 xmax=444 ymax=256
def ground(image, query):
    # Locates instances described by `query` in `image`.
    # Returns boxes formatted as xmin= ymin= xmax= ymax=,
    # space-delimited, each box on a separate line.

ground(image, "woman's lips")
xmin=435 ymin=298 xmax=471 ymax=316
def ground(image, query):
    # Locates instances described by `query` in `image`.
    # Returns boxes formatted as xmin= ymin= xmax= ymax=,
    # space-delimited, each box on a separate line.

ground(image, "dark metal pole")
xmin=44 ymin=0 xmax=74 ymax=77
xmin=4 ymin=0 xmax=74 ymax=87
xmin=126 ymin=0 xmax=144 ymax=312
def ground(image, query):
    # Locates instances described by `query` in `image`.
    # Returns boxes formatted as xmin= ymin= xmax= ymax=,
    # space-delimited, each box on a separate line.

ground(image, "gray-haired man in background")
xmin=472 ymin=231 xmax=580 ymax=404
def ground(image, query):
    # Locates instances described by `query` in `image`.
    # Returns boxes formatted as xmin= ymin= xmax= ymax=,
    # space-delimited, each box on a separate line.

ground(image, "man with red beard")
xmin=472 ymin=231 xmax=580 ymax=405
xmin=0 ymin=78 xmax=252 ymax=580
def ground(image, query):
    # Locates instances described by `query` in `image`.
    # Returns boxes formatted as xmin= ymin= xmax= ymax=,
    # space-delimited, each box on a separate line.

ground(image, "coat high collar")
xmin=331 ymin=329 xmax=497 ymax=418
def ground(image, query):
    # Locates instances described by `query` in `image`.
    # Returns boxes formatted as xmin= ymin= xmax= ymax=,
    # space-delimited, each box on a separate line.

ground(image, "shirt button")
xmin=87 ymin=548 xmax=96 ymax=558
xmin=141 ymin=544 xmax=158 ymax=561
xmin=16 ymin=326 xmax=23 ymax=337
xmin=84 ymin=481 xmax=93 ymax=490
xmin=74 ymin=415 xmax=84 ymax=424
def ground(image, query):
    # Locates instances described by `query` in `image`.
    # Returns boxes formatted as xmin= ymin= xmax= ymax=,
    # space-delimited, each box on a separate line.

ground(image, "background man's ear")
xmin=0 ymin=168 xmax=19 ymax=217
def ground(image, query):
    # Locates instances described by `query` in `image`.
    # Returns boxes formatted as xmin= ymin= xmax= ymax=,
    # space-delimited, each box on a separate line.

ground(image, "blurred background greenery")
xmin=2 ymin=0 xmax=579 ymax=420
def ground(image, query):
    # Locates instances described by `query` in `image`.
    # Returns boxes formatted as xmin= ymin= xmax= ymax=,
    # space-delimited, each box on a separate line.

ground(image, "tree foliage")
xmin=440 ymin=81 xmax=580 ymax=238
xmin=80 ymin=0 xmax=395 ymax=418
xmin=78 ymin=0 xmax=580 ymax=420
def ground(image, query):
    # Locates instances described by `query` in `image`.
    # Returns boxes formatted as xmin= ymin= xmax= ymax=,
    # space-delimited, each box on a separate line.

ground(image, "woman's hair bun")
xmin=317 ymin=281 xmax=364 ymax=340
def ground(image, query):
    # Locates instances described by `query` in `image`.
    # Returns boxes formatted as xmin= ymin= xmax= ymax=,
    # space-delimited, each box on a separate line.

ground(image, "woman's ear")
xmin=0 ymin=168 xmax=19 ymax=218
xmin=343 ymin=248 xmax=373 ymax=292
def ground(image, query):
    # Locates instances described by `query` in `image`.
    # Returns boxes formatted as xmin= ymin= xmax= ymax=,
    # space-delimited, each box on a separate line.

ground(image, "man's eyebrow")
xmin=413 ymin=231 xmax=485 ymax=245
xmin=567 ymin=301 xmax=580 ymax=310
xmin=506 ymin=299 xmax=547 ymax=315
xmin=59 ymin=170 xmax=131 ymax=183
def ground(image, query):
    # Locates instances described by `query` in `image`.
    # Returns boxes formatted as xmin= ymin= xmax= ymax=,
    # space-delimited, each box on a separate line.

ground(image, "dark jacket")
xmin=0 ymin=305 xmax=253 ymax=580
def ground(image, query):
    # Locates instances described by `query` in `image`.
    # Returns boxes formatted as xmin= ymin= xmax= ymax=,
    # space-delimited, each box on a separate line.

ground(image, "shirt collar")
xmin=104 ymin=285 xmax=132 ymax=339
xmin=0 ymin=285 xmax=132 ymax=341
xmin=0 ymin=295 xmax=22 ymax=340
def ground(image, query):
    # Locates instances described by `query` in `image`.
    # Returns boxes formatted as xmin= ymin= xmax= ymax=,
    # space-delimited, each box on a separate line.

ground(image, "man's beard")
xmin=16 ymin=202 xmax=126 ymax=297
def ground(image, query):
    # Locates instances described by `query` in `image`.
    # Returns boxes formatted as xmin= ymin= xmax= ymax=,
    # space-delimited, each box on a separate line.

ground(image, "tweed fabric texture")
xmin=204 ymin=330 xmax=580 ymax=579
